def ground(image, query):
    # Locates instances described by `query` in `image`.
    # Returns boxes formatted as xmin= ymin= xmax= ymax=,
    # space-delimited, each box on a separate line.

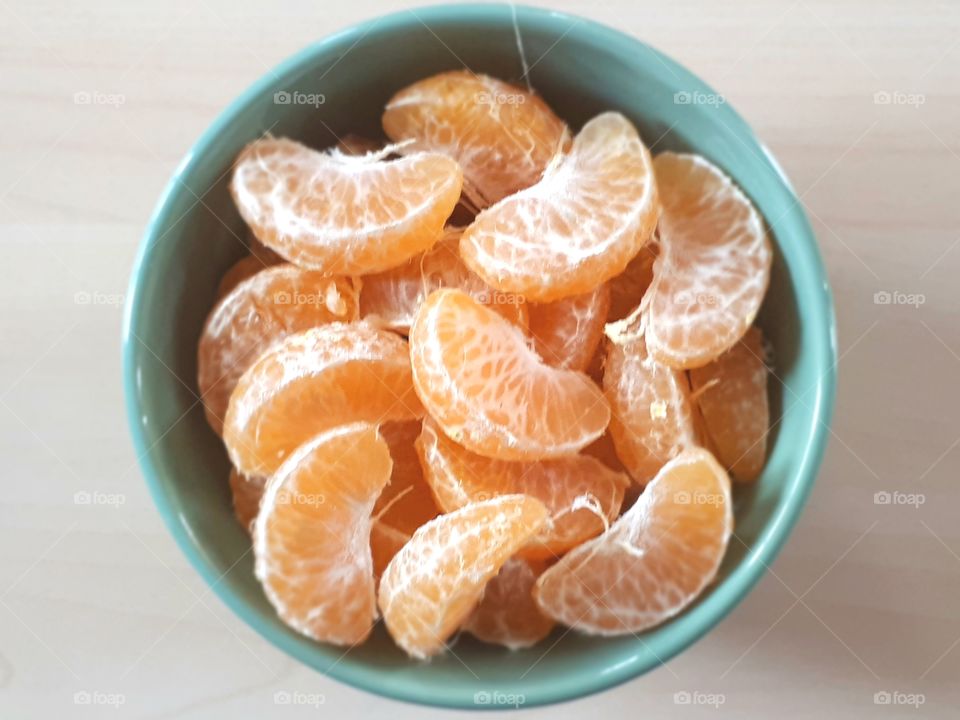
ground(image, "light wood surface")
xmin=2 ymin=0 xmax=958 ymax=717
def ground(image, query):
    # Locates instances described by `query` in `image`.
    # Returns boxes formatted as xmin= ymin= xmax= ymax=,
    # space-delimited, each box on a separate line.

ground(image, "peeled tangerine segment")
xmin=217 ymin=254 xmax=279 ymax=299
xmin=371 ymin=420 xmax=440 ymax=577
xmin=534 ymin=447 xmax=733 ymax=635
xmin=690 ymin=326 xmax=770 ymax=481
xmin=228 ymin=468 xmax=266 ymax=534
xmin=382 ymin=70 xmax=569 ymax=207
xmin=378 ymin=494 xmax=548 ymax=659
xmin=463 ymin=558 xmax=555 ymax=649
xmin=528 ymin=283 xmax=610 ymax=371
xmin=198 ymin=265 xmax=359 ymax=435
xmin=409 ymin=289 xmax=610 ymax=461
xmin=254 ymin=423 xmax=392 ymax=645
xmin=223 ymin=322 xmax=423 ymax=477
xmin=416 ymin=419 xmax=627 ymax=558
xmin=604 ymin=337 xmax=698 ymax=486
xmin=230 ymin=137 xmax=462 ymax=275
xmin=643 ymin=152 xmax=772 ymax=369
xmin=459 ymin=112 xmax=659 ymax=302
xmin=359 ymin=229 xmax=528 ymax=333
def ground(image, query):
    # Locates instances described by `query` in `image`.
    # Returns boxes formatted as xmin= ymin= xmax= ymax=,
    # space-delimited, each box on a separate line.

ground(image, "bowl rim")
xmin=123 ymin=2 xmax=837 ymax=709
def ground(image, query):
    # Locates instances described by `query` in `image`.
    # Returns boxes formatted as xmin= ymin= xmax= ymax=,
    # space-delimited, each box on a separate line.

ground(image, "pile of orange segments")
xmin=197 ymin=70 xmax=773 ymax=659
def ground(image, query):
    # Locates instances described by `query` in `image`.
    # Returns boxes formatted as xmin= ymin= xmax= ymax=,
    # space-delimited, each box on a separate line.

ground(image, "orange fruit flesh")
xmin=607 ymin=243 xmax=657 ymax=322
xmin=689 ymin=326 xmax=769 ymax=481
xmin=417 ymin=419 xmax=626 ymax=558
xmin=641 ymin=152 xmax=772 ymax=369
xmin=534 ymin=447 xmax=732 ymax=634
xmin=459 ymin=112 xmax=660 ymax=302
xmin=230 ymin=137 xmax=462 ymax=275
xmin=383 ymin=70 xmax=569 ymax=207
xmin=198 ymin=265 xmax=359 ymax=435
xmin=378 ymin=494 xmax=549 ymax=659
xmin=223 ymin=322 xmax=423 ymax=477
xmin=409 ymin=289 xmax=610 ymax=461
xmin=463 ymin=557 xmax=555 ymax=649
xmin=228 ymin=468 xmax=266 ymax=534
xmin=359 ymin=230 xmax=528 ymax=334
xmin=254 ymin=423 xmax=392 ymax=645
xmin=604 ymin=336 xmax=698 ymax=486
xmin=527 ymin=283 xmax=610 ymax=371
xmin=217 ymin=254 xmax=277 ymax=299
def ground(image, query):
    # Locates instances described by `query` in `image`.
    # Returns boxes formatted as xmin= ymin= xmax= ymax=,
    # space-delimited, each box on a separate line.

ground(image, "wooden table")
xmin=1 ymin=0 xmax=958 ymax=717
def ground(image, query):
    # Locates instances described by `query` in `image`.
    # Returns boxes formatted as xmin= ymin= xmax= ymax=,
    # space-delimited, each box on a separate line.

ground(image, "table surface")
xmin=2 ymin=0 xmax=958 ymax=717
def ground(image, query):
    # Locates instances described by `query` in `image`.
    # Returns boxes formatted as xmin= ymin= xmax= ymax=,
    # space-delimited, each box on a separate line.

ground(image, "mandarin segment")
xmin=604 ymin=337 xmax=698 ymax=485
xmin=378 ymin=495 xmax=549 ymax=659
xmin=216 ymin=254 xmax=279 ymax=299
xmin=228 ymin=468 xmax=266 ymax=534
xmin=463 ymin=557 xmax=555 ymax=649
xmin=409 ymin=289 xmax=610 ymax=461
xmin=230 ymin=137 xmax=462 ymax=274
xmin=638 ymin=152 xmax=772 ymax=368
xmin=534 ymin=447 xmax=733 ymax=634
xmin=416 ymin=419 xmax=627 ymax=558
xmin=254 ymin=424 xmax=392 ymax=645
xmin=607 ymin=243 xmax=657 ymax=322
xmin=383 ymin=70 xmax=569 ymax=207
xmin=198 ymin=265 xmax=360 ymax=435
xmin=223 ymin=322 xmax=423 ymax=477
xmin=528 ymin=284 xmax=610 ymax=371
xmin=459 ymin=112 xmax=659 ymax=302
xmin=359 ymin=230 xmax=528 ymax=333
xmin=689 ymin=326 xmax=770 ymax=481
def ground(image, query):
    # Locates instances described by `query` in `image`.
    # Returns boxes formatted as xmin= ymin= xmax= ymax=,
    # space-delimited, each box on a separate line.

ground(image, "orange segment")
xmin=228 ymin=468 xmax=266 ymax=534
xmin=217 ymin=254 xmax=279 ymax=299
xmin=416 ymin=419 xmax=627 ymax=558
xmin=198 ymin=265 xmax=360 ymax=435
xmin=382 ymin=70 xmax=569 ymax=207
xmin=463 ymin=558 xmax=555 ymax=649
xmin=409 ymin=289 xmax=610 ymax=460
xmin=459 ymin=112 xmax=659 ymax=302
xmin=230 ymin=137 xmax=462 ymax=274
xmin=528 ymin=284 xmax=610 ymax=371
xmin=359 ymin=229 xmax=528 ymax=333
xmin=639 ymin=152 xmax=772 ymax=368
xmin=689 ymin=326 xmax=769 ymax=481
xmin=370 ymin=420 xmax=440 ymax=576
xmin=607 ymin=243 xmax=657 ymax=322
xmin=534 ymin=447 xmax=733 ymax=634
xmin=254 ymin=423 xmax=392 ymax=645
xmin=378 ymin=495 xmax=548 ymax=659
xmin=336 ymin=134 xmax=382 ymax=155
xmin=604 ymin=336 xmax=698 ymax=485
xmin=223 ymin=322 xmax=423 ymax=477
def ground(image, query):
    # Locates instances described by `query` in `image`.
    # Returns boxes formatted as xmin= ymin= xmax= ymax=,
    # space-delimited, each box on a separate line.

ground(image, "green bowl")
xmin=123 ymin=3 xmax=836 ymax=709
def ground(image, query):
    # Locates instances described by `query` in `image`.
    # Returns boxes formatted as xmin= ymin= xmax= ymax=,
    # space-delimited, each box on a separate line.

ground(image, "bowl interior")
xmin=123 ymin=4 xmax=835 ymax=709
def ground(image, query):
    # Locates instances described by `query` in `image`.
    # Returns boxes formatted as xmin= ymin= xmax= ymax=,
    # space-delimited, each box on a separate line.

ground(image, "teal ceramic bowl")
xmin=123 ymin=3 xmax=836 ymax=709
